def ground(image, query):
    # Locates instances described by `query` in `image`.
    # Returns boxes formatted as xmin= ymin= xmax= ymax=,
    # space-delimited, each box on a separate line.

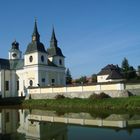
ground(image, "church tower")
xmin=24 ymin=20 xmax=47 ymax=87
xmin=47 ymin=28 xmax=65 ymax=67
xmin=9 ymin=40 xmax=22 ymax=60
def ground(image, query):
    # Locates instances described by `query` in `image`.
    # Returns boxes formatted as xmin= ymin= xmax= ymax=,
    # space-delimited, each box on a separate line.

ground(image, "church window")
xmin=51 ymin=79 xmax=55 ymax=85
xmin=59 ymin=59 xmax=62 ymax=65
xmin=41 ymin=55 xmax=44 ymax=62
xmin=42 ymin=78 xmax=45 ymax=82
xmin=17 ymin=81 xmax=19 ymax=91
xmin=29 ymin=56 xmax=33 ymax=62
xmin=29 ymin=80 xmax=33 ymax=86
xmin=5 ymin=81 xmax=9 ymax=91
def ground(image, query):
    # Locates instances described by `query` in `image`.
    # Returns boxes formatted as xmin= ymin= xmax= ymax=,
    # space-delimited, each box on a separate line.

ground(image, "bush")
xmin=89 ymin=92 xmax=110 ymax=99
xmin=55 ymin=94 xmax=65 ymax=99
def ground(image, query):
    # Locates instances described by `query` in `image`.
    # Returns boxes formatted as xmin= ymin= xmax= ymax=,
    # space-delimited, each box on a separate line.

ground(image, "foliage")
xmin=66 ymin=68 xmax=72 ymax=85
xmin=89 ymin=92 xmax=110 ymax=99
xmin=55 ymin=94 xmax=65 ymax=99
xmin=75 ymin=76 xmax=88 ymax=84
xmin=91 ymin=74 xmax=97 ymax=83
xmin=137 ymin=65 xmax=140 ymax=76
xmin=121 ymin=57 xmax=137 ymax=80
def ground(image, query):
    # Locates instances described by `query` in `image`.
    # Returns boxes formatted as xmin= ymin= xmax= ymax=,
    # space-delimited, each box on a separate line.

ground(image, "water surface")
xmin=0 ymin=109 xmax=140 ymax=140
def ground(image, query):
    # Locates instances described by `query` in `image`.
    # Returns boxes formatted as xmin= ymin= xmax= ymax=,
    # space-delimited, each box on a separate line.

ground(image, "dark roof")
xmin=98 ymin=64 xmax=123 ymax=80
xmin=25 ymin=41 xmax=47 ymax=54
xmin=25 ymin=20 xmax=46 ymax=54
xmin=47 ymin=28 xmax=64 ymax=57
xmin=11 ymin=40 xmax=19 ymax=50
xmin=47 ymin=46 xmax=64 ymax=57
xmin=32 ymin=19 xmax=40 ymax=41
xmin=98 ymin=64 xmax=120 ymax=75
xmin=106 ymin=70 xmax=123 ymax=80
xmin=0 ymin=58 xmax=24 ymax=70
xmin=0 ymin=59 xmax=10 ymax=69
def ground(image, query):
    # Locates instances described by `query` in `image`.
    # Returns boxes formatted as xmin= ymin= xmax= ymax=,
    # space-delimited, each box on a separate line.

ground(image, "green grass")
xmin=22 ymin=96 xmax=140 ymax=112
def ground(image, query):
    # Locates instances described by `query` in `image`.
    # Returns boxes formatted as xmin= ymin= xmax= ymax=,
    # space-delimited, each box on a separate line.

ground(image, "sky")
xmin=0 ymin=0 xmax=140 ymax=78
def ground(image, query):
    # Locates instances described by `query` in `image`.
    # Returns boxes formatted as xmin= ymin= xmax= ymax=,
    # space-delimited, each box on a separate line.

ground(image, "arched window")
xmin=41 ymin=55 xmax=44 ymax=62
xmin=29 ymin=56 xmax=33 ymax=62
xmin=59 ymin=59 xmax=62 ymax=65
xmin=29 ymin=80 xmax=33 ymax=86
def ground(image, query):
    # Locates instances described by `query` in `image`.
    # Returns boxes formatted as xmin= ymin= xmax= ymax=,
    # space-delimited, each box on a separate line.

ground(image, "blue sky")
xmin=0 ymin=0 xmax=140 ymax=78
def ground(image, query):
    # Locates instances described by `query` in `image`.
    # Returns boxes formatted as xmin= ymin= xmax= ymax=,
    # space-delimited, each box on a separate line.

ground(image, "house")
xmin=0 ymin=20 xmax=66 ymax=98
xmin=97 ymin=64 xmax=124 ymax=83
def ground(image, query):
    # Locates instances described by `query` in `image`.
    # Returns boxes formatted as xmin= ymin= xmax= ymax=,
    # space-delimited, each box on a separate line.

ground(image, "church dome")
xmin=25 ymin=41 xmax=47 ymax=54
xmin=25 ymin=19 xmax=47 ymax=54
xmin=11 ymin=40 xmax=19 ymax=50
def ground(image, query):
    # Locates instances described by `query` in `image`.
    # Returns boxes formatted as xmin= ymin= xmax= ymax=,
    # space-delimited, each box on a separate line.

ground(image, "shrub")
xmin=55 ymin=94 xmax=65 ymax=99
xmin=89 ymin=92 xmax=110 ymax=99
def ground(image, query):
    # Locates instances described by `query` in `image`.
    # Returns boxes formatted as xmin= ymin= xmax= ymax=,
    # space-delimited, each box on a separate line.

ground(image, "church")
xmin=0 ymin=20 xmax=66 ymax=98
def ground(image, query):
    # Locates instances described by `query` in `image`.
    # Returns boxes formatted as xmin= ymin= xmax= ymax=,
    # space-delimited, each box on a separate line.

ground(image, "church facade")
xmin=0 ymin=20 xmax=66 ymax=98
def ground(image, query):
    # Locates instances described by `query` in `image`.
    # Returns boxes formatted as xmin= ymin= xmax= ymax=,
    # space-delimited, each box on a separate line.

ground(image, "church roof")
xmin=10 ymin=40 xmax=19 ymax=50
xmin=25 ymin=41 xmax=47 ymax=54
xmin=25 ymin=20 xmax=47 ymax=54
xmin=0 ymin=58 xmax=24 ymax=70
xmin=47 ymin=46 xmax=64 ymax=57
xmin=0 ymin=59 xmax=10 ymax=69
xmin=47 ymin=28 xmax=64 ymax=57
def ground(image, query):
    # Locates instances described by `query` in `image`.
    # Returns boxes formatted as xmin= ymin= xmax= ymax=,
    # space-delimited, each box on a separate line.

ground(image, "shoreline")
xmin=22 ymin=96 xmax=140 ymax=112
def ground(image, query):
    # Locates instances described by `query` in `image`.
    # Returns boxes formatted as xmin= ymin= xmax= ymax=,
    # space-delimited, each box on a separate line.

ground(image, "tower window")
xmin=5 ymin=81 xmax=9 ymax=91
xmin=59 ymin=59 xmax=62 ymax=65
xmin=29 ymin=80 xmax=33 ymax=86
xmin=41 ymin=55 xmax=44 ymax=62
xmin=29 ymin=56 xmax=33 ymax=62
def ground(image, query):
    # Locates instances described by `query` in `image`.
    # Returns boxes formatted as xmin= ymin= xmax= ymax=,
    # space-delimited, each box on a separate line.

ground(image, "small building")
xmin=0 ymin=20 xmax=66 ymax=98
xmin=97 ymin=64 xmax=124 ymax=83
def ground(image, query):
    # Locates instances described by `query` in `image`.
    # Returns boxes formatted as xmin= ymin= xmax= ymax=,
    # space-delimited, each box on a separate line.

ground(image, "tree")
xmin=91 ymin=74 xmax=97 ymax=83
xmin=75 ymin=76 xmax=88 ymax=84
xmin=121 ymin=57 xmax=130 ymax=79
xmin=66 ymin=68 xmax=72 ymax=85
xmin=79 ymin=76 xmax=87 ymax=84
xmin=129 ymin=66 xmax=137 ymax=79
xmin=137 ymin=65 xmax=140 ymax=76
xmin=121 ymin=58 xmax=137 ymax=79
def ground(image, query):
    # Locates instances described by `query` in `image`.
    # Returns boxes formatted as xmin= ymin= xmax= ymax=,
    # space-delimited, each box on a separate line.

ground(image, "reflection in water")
xmin=0 ymin=109 xmax=140 ymax=140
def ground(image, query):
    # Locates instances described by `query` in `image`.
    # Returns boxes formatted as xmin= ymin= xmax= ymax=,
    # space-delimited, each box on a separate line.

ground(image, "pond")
xmin=0 ymin=108 xmax=140 ymax=140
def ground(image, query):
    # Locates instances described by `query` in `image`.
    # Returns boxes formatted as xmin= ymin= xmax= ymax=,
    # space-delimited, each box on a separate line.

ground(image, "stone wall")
xmin=29 ymin=90 xmax=129 ymax=99
xmin=27 ymin=82 xmax=140 ymax=99
xmin=126 ymin=83 xmax=140 ymax=96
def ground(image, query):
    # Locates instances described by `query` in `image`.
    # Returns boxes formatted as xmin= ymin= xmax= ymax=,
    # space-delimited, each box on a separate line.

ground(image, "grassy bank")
xmin=22 ymin=96 xmax=140 ymax=112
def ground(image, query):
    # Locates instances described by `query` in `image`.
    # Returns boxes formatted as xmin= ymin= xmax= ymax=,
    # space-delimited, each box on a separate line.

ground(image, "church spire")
xmin=50 ymin=27 xmax=57 ymax=48
xmin=32 ymin=18 xmax=40 ymax=41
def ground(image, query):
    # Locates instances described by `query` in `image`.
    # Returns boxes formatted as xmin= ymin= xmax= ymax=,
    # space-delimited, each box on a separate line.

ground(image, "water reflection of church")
xmin=1 ymin=109 xmax=140 ymax=139
xmin=0 ymin=109 xmax=68 ymax=140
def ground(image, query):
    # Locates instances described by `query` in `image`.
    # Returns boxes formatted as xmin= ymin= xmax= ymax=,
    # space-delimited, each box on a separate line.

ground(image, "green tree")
xmin=121 ymin=57 xmax=137 ymax=80
xmin=121 ymin=57 xmax=130 ymax=79
xmin=79 ymin=76 xmax=87 ymax=84
xmin=138 ymin=65 xmax=140 ymax=76
xmin=66 ymin=68 xmax=72 ymax=85
xmin=91 ymin=74 xmax=97 ymax=83
xmin=129 ymin=66 xmax=137 ymax=79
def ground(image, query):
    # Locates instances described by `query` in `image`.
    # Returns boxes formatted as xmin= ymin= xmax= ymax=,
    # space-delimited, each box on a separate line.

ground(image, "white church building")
xmin=0 ymin=20 xmax=66 ymax=98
